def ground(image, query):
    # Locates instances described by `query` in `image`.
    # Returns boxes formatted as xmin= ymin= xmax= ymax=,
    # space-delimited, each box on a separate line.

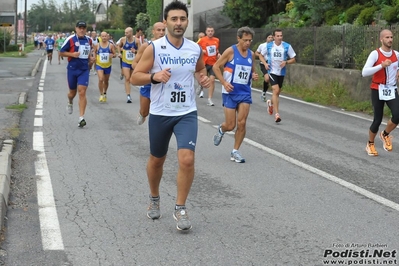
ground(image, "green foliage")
xmin=382 ymin=5 xmax=399 ymax=24
xmin=344 ymin=4 xmax=363 ymax=23
xmin=356 ymin=6 xmax=378 ymax=25
xmin=107 ymin=4 xmax=124 ymax=29
xmin=0 ymin=30 xmax=11 ymax=52
xmin=353 ymin=48 xmax=372 ymax=70
xmin=136 ymin=13 xmax=150 ymax=31
xmin=123 ymin=0 xmax=147 ymax=27
xmin=28 ymin=0 xmax=96 ymax=32
xmin=324 ymin=9 xmax=342 ymax=26
xmin=6 ymin=45 xmax=19 ymax=52
xmin=147 ymin=0 xmax=163 ymax=25
xmin=104 ymin=29 xmax=125 ymax=41
xmin=222 ymin=0 xmax=288 ymax=28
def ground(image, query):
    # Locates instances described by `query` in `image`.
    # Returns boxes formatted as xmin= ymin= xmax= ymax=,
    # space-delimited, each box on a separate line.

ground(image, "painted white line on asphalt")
xmin=244 ymin=137 xmax=399 ymax=212
xmin=198 ymin=116 xmax=211 ymax=123
xmin=38 ymin=86 xmax=43 ymax=91
xmin=33 ymin=131 xmax=64 ymax=250
xmin=36 ymin=91 xmax=43 ymax=109
xmin=33 ymin=60 xmax=65 ymax=250
xmin=34 ymin=117 xmax=43 ymax=127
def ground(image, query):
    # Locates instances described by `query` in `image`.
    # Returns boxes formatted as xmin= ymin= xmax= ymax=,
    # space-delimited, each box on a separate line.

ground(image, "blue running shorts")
xmin=67 ymin=67 xmax=89 ymax=90
xmin=121 ymin=61 xmax=132 ymax=70
xmin=148 ymin=111 xmax=198 ymax=158
xmin=222 ymin=94 xmax=252 ymax=109
xmin=96 ymin=65 xmax=112 ymax=75
xmin=140 ymin=84 xmax=151 ymax=99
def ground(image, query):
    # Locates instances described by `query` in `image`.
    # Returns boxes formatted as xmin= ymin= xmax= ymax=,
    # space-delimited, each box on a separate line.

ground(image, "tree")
xmin=28 ymin=0 xmax=96 ymax=32
xmin=222 ymin=0 xmax=289 ymax=28
xmin=108 ymin=3 xmax=124 ymax=29
xmin=136 ymin=13 xmax=150 ymax=31
xmin=123 ymin=0 xmax=147 ymax=28
xmin=147 ymin=0 xmax=162 ymax=26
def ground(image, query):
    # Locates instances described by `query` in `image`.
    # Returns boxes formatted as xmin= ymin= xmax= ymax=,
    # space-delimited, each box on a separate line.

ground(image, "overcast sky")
xmin=18 ymin=0 xmax=65 ymax=12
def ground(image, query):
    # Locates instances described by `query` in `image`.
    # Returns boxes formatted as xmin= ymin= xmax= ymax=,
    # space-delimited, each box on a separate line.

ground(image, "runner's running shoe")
xmin=147 ymin=195 xmax=161 ymax=219
xmin=213 ymin=124 xmax=224 ymax=146
xmin=173 ymin=208 xmax=192 ymax=231
xmin=78 ymin=118 xmax=86 ymax=128
xmin=267 ymin=100 xmax=273 ymax=115
xmin=261 ymin=92 xmax=266 ymax=102
xmin=137 ymin=113 xmax=146 ymax=125
xmin=67 ymin=103 xmax=73 ymax=114
xmin=365 ymin=142 xmax=378 ymax=156
xmin=230 ymin=150 xmax=245 ymax=163
xmin=275 ymin=113 xmax=281 ymax=123
xmin=379 ymin=131 xmax=393 ymax=151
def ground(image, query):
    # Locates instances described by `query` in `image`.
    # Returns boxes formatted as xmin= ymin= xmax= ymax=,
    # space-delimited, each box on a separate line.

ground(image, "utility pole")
xmin=14 ymin=0 xmax=18 ymax=44
xmin=24 ymin=0 xmax=27 ymax=44
xmin=106 ymin=0 xmax=109 ymax=21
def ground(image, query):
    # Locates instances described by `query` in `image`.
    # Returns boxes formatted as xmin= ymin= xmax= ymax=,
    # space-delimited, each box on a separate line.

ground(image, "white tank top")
xmin=150 ymin=36 xmax=201 ymax=116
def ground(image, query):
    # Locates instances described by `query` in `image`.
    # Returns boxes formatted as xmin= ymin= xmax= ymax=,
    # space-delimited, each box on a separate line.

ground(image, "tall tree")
xmin=123 ymin=0 xmax=147 ymax=28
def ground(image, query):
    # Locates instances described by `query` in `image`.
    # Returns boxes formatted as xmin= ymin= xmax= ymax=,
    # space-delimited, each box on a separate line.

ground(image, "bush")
xmin=104 ymin=29 xmax=124 ymax=42
xmin=6 ymin=45 xmax=19 ymax=52
xmin=0 ymin=30 xmax=11 ymax=52
xmin=344 ymin=4 xmax=363 ymax=23
xmin=357 ymin=6 xmax=378 ymax=25
xmin=383 ymin=5 xmax=399 ymax=24
xmin=325 ymin=9 xmax=341 ymax=26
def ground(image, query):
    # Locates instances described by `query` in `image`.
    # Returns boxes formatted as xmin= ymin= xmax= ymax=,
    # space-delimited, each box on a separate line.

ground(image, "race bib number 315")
xmin=163 ymin=82 xmax=191 ymax=111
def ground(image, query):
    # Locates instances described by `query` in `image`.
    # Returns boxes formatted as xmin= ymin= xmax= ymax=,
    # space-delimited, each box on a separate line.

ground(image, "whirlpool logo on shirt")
xmin=174 ymin=82 xmax=183 ymax=91
xmin=159 ymin=54 xmax=197 ymax=66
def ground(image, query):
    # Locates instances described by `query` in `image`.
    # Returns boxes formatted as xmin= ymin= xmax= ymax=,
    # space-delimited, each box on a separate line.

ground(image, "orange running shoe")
xmin=379 ymin=131 xmax=393 ymax=151
xmin=365 ymin=142 xmax=378 ymax=156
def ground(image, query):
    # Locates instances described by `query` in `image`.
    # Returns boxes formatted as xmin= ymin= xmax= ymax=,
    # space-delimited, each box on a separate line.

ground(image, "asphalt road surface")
xmin=2 ymin=58 xmax=399 ymax=266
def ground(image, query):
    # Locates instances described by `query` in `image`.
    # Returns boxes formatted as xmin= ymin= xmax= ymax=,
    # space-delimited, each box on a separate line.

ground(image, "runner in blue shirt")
xmin=44 ymin=35 xmax=56 ymax=65
xmin=60 ymin=21 xmax=94 ymax=128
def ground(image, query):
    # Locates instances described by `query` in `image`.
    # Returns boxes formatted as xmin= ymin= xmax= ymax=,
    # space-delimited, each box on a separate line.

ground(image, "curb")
xmin=0 ymin=140 xmax=14 ymax=229
xmin=31 ymin=58 xmax=42 ymax=77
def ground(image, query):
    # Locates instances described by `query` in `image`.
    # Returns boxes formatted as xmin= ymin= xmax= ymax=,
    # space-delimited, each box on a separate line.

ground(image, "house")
xmin=95 ymin=0 xmax=124 ymax=23
xmin=0 ymin=0 xmax=16 ymax=26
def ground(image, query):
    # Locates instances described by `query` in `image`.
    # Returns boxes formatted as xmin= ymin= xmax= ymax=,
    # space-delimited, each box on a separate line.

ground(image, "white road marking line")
xmin=36 ymin=91 xmax=43 ymax=109
xmin=33 ymin=131 xmax=64 ymax=250
xmin=34 ymin=117 xmax=43 ymax=127
xmin=207 ymin=124 xmax=399 ymax=212
xmin=33 ymin=60 xmax=65 ymax=250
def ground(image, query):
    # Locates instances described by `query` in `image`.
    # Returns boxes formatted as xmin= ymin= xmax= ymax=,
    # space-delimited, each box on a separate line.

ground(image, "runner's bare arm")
xmin=130 ymin=45 xmax=156 ymax=85
xmin=131 ymin=42 xmax=149 ymax=69
xmin=212 ymin=47 xmax=234 ymax=88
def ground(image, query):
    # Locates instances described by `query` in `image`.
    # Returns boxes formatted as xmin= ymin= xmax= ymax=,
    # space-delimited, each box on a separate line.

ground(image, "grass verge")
xmin=5 ymin=103 xmax=27 ymax=113
xmin=252 ymin=65 xmax=392 ymax=117
xmin=0 ymin=43 xmax=35 ymax=58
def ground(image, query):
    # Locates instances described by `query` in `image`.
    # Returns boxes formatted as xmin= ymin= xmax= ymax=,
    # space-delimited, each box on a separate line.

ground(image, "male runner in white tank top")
xmin=130 ymin=1 xmax=210 ymax=231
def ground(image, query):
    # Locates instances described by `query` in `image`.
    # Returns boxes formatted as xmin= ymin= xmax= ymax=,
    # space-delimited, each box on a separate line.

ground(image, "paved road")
xmin=1 ymin=56 xmax=399 ymax=265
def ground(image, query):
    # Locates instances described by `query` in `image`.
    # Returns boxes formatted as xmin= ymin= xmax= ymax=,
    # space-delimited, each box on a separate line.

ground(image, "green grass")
xmin=252 ymin=65 xmax=392 ymax=117
xmin=6 ymin=103 xmax=27 ymax=112
xmin=0 ymin=43 xmax=35 ymax=58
